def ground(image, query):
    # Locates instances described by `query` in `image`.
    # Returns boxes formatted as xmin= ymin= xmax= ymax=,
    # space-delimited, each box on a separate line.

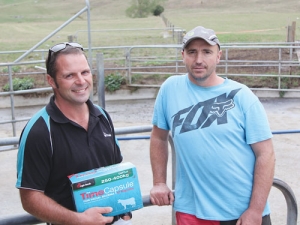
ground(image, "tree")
xmin=152 ymin=5 xmax=164 ymax=16
xmin=126 ymin=0 xmax=166 ymax=18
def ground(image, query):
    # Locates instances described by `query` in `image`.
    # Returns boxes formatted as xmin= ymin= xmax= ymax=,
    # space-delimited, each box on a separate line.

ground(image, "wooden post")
xmin=287 ymin=21 xmax=296 ymax=55
xmin=291 ymin=21 xmax=296 ymax=42
xmin=287 ymin=21 xmax=296 ymax=42
xmin=68 ymin=35 xmax=74 ymax=43
xmin=287 ymin=25 xmax=292 ymax=42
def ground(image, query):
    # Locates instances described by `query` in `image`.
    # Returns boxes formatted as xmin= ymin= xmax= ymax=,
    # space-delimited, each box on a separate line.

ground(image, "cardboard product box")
xmin=68 ymin=162 xmax=143 ymax=216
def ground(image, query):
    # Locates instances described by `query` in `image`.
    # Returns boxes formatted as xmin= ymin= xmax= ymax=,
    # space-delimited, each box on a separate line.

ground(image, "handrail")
xmin=2 ymin=128 xmax=300 ymax=148
xmin=0 ymin=193 xmax=154 ymax=225
xmin=0 ymin=215 xmax=42 ymax=225
xmin=0 ymin=179 xmax=297 ymax=225
xmin=272 ymin=178 xmax=298 ymax=225
xmin=0 ymin=191 xmax=166 ymax=225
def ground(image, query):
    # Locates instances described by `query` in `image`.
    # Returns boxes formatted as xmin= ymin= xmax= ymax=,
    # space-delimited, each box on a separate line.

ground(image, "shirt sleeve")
xmin=16 ymin=117 xmax=53 ymax=191
xmin=152 ymin=81 xmax=170 ymax=131
xmin=245 ymin=99 xmax=273 ymax=144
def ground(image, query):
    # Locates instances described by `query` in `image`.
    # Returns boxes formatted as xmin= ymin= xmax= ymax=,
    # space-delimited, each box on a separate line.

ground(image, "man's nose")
xmin=75 ymin=74 xmax=85 ymax=84
xmin=195 ymin=52 xmax=203 ymax=63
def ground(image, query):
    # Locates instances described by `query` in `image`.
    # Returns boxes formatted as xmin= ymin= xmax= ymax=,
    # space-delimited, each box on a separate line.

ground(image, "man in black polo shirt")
xmin=16 ymin=43 xmax=131 ymax=225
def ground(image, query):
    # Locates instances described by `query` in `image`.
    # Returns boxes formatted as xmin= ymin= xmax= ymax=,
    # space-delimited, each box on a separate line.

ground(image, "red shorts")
xmin=176 ymin=212 xmax=271 ymax=225
xmin=176 ymin=212 xmax=219 ymax=225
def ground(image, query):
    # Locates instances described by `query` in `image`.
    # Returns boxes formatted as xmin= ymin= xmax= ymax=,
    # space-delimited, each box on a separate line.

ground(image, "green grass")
xmin=0 ymin=0 xmax=299 ymax=54
xmin=0 ymin=1 xmax=299 ymax=92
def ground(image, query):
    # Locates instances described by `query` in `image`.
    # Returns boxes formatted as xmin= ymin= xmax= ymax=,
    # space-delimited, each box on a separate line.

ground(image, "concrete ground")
xmin=0 ymin=97 xmax=299 ymax=225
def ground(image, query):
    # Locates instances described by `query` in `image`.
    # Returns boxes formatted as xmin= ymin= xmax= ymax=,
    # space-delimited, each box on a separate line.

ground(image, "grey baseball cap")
xmin=182 ymin=26 xmax=220 ymax=49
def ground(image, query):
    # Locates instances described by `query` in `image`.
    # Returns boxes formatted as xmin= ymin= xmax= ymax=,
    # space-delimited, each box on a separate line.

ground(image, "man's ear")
xmin=47 ymin=74 xmax=57 ymax=88
xmin=181 ymin=50 xmax=186 ymax=64
xmin=217 ymin=49 xmax=222 ymax=64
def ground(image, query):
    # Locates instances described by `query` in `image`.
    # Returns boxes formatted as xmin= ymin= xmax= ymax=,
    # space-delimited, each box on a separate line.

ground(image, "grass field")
xmin=0 ymin=0 xmax=299 ymax=55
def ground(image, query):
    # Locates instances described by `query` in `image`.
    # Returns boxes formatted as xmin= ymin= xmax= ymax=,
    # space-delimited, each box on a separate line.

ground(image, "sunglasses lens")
xmin=69 ymin=43 xmax=83 ymax=49
xmin=50 ymin=43 xmax=67 ymax=53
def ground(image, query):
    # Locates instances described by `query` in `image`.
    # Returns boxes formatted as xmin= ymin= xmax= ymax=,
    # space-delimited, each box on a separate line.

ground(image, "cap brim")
xmin=183 ymin=37 xmax=220 ymax=49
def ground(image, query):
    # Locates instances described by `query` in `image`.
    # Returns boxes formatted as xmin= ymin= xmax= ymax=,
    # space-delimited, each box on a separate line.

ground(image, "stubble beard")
xmin=188 ymin=64 xmax=217 ymax=84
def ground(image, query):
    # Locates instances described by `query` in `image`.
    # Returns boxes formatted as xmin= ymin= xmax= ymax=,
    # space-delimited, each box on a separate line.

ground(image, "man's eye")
xmin=188 ymin=51 xmax=196 ymax=54
xmin=82 ymin=71 xmax=90 ymax=76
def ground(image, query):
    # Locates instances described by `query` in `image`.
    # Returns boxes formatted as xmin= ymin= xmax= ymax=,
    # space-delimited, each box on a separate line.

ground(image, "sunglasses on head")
xmin=49 ymin=42 xmax=83 ymax=53
xmin=46 ymin=42 xmax=84 ymax=73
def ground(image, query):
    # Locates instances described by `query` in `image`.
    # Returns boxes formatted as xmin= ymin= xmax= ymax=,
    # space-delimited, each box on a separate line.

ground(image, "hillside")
xmin=0 ymin=0 xmax=299 ymax=53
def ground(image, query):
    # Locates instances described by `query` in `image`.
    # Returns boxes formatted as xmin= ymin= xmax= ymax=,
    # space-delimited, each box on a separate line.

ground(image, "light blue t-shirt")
xmin=152 ymin=75 xmax=272 ymax=220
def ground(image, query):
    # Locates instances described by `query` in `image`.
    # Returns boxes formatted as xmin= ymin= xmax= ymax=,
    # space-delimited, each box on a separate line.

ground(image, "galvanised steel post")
xmin=85 ymin=0 xmax=93 ymax=102
xmin=8 ymin=65 xmax=16 ymax=137
xmin=97 ymin=53 xmax=105 ymax=108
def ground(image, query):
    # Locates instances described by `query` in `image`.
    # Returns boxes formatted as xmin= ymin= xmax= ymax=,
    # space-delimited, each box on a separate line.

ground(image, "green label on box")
xmin=96 ymin=169 xmax=134 ymax=185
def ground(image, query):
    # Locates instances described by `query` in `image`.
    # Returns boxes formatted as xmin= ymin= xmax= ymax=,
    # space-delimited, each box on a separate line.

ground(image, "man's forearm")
xmin=250 ymin=157 xmax=275 ymax=212
xmin=20 ymin=189 xmax=80 ymax=225
xmin=150 ymin=126 xmax=170 ymax=185
xmin=249 ymin=139 xmax=275 ymax=213
xmin=150 ymin=138 xmax=169 ymax=184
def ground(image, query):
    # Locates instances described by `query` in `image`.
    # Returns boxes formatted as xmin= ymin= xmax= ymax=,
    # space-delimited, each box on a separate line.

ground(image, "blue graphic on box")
xmin=68 ymin=162 xmax=143 ymax=216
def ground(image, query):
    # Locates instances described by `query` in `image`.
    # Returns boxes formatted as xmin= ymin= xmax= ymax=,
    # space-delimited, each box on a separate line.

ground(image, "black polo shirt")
xmin=16 ymin=96 xmax=122 ymax=210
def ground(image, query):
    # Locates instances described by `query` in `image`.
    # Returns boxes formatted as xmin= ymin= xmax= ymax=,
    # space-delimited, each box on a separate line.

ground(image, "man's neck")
xmin=55 ymin=99 xmax=90 ymax=130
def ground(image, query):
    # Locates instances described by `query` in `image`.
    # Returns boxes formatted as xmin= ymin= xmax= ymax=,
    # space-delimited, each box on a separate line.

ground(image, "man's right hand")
xmin=80 ymin=207 xmax=114 ymax=225
xmin=150 ymin=183 xmax=174 ymax=206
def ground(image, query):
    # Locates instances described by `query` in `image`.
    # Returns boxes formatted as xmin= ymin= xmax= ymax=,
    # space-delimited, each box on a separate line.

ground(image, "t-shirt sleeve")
xmin=152 ymin=82 xmax=170 ymax=131
xmin=16 ymin=117 xmax=53 ymax=191
xmin=245 ymin=99 xmax=273 ymax=144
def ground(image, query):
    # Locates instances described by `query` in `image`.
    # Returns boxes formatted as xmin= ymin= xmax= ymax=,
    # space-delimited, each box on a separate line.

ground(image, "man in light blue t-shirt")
xmin=149 ymin=26 xmax=275 ymax=225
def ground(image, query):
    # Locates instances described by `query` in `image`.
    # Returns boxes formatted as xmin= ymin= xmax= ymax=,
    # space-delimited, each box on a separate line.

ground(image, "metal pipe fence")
xmin=1 ymin=178 xmax=295 ymax=225
xmin=0 ymin=41 xmax=299 ymax=223
xmin=0 ymin=0 xmax=92 ymax=138
xmin=1 ymin=43 xmax=300 ymax=141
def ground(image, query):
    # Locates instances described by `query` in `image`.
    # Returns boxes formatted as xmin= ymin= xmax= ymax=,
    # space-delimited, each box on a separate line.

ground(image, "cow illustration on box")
xmin=118 ymin=197 xmax=136 ymax=210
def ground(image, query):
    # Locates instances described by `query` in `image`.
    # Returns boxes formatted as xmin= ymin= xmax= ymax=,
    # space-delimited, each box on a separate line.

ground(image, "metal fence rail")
xmin=0 ymin=0 xmax=92 ymax=138
xmin=273 ymin=178 xmax=298 ymax=225
xmin=0 ymin=127 xmax=298 ymax=224
xmin=1 ymin=44 xmax=300 ymax=138
xmin=0 ymin=178 xmax=297 ymax=225
xmin=0 ymin=191 xmax=158 ymax=225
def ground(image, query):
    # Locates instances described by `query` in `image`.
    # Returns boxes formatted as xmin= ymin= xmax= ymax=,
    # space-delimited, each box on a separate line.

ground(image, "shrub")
xmin=125 ymin=2 xmax=150 ymax=18
xmin=126 ymin=0 xmax=165 ymax=18
xmin=104 ymin=73 xmax=126 ymax=92
xmin=2 ymin=77 xmax=34 ymax=91
xmin=152 ymin=5 xmax=164 ymax=16
xmin=2 ymin=66 xmax=21 ymax=73
xmin=12 ymin=66 xmax=21 ymax=73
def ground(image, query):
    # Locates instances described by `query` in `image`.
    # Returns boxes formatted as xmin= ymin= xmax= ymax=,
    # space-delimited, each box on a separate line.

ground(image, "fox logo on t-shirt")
xmin=171 ymin=88 xmax=241 ymax=136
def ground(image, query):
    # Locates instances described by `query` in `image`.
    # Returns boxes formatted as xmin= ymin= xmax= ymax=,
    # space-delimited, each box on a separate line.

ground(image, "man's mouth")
xmin=73 ymin=87 xmax=88 ymax=93
xmin=193 ymin=67 xmax=205 ymax=71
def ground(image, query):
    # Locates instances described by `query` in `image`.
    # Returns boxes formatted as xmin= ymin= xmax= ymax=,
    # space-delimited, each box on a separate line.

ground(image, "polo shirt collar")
xmin=46 ymin=95 xmax=104 ymax=124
